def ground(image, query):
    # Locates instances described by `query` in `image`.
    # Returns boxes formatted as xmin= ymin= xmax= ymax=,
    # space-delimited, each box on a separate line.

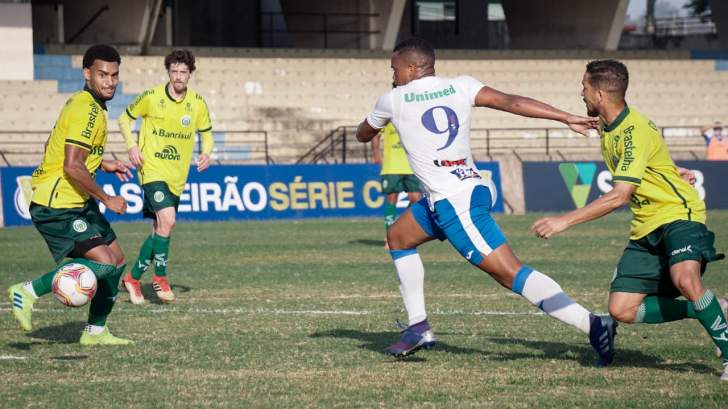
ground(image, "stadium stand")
xmin=1 ymin=50 xmax=726 ymax=166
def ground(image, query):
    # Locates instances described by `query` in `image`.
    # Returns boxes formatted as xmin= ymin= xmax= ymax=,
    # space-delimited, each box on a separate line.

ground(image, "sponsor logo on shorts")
xmin=450 ymin=167 xmax=481 ymax=181
xmin=13 ymin=176 xmax=32 ymax=220
xmin=181 ymin=115 xmax=192 ymax=127
xmin=670 ymin=245 xmax=693 ymax=256
xmin=72 ymin=219 xmax=88 ymax=233
xmin=155 ymin=145 xmax=182 ymax=160
xmin=154 ymin=191 xmax=165 ymax=203
xmin=433 ymin=158 xmax=467 ymax=167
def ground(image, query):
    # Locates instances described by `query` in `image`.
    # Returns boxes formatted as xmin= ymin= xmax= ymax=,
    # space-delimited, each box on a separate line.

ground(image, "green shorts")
xmin=610 ymin=220 xmax=725 ymax=297
xmin=30 ymin=200 xmax=116 ymax=263
xmin=142 ymin=181 xmax=180 ymax=219
xmin=381 ymin=174 xmax=421 ymax=194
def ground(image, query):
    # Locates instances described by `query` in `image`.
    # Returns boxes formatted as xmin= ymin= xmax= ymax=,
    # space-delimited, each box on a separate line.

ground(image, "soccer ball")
xmin=51 ymin=263 xmax=97 ymax=307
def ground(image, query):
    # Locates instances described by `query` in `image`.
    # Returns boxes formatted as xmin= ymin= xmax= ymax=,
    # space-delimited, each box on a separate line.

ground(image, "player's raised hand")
xmin=530 ymin=216 xmax=569 ymax=239
xmin=128 ymin=146 xmax=144 ymax=167
xmin=101 ymin=159 xmax=135 ymax=182
xmin=677 ymin=167 xmax=696 ymax=186
xmin=565 ymin=114 xmax=599 ymax=137
xmin=197 ymin=153 xmax=211 ymax=172
xmin=104 ymin=195 xmax=127 ymax=215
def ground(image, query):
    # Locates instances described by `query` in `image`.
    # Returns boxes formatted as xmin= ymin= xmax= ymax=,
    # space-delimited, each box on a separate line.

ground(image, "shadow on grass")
xmin=310 ymin=328 xmax=486 ymax=361
xmin=348 ymin=239 xmax=386 ymax=247
xmin=487 ymin=337 xmax=717 ymax=374
xmin=137 ymin=283 xmax=191 ymax=305
xmin=309 ymin=329 xmax=718 ymax=374
xmin=8 ymin=321 xmax=84 ymax=350
xmin=50 ymin=355 xmax=89 ymax=361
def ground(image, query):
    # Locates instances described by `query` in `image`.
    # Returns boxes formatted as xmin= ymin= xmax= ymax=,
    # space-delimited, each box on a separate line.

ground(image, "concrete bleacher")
xmin=0 ymin=50 xmax=723 ymax=166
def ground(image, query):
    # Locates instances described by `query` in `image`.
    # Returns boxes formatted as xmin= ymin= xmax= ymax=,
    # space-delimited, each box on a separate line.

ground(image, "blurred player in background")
xmin=371 ymin=116 xmax=422 ymax=248
xmin=532 ymin=59 xmax=728 ymax=381
xmin=8 ymin=45 xmax=134 ymax=345
xmin=356 ymin=37 xmax=616 ymax=365
xmin=119 ymin=49 xmax=213 ymax=304
xmin=701 ymin=121 xmax=728 ymax=160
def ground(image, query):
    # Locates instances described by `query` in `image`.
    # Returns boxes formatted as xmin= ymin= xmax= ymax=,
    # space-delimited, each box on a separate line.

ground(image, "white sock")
xmin=23 ymin=282 xmax=38 ymax=299
xmin=513 ymin=266 xmax=591 ymax=334
xmin=391 ymin=250 xmax=427 ymax=326
xmin=85 ymin=324 xmax=105 ymax=335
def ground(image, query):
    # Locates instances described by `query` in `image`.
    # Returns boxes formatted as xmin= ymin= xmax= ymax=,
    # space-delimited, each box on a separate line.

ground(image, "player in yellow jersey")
xmin=7 ymin=45 xmax=135 ymax=345
xmin=118 ymin=50 xmax=213 ymax=304
xmin=531 ymin=59 xmax=728 ymax=381
xmin=372 ymin=121 xmax=421 ymax=248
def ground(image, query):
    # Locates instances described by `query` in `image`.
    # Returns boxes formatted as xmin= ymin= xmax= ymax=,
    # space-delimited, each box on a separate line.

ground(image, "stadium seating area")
xmin=0 ymin=51 xmax=725 ymax=166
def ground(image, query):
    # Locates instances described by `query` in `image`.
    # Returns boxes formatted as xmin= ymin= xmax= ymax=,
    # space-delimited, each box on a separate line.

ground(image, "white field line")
xmin=0 ymin=355 xmax=27 ymax=360
xmin=0 ymin=305 xmax=553 ymax=316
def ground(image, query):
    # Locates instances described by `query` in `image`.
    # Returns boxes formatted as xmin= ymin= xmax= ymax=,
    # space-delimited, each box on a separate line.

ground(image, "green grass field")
xmin=1 ymin=212 xmax=727 ymax=408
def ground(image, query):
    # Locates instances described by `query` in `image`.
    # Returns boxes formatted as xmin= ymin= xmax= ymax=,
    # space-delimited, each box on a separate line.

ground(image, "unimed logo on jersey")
xmin=559 ymin=163 xmax=596 ymax=208
xmin=155 ymin=145 xmax=181 ymax=160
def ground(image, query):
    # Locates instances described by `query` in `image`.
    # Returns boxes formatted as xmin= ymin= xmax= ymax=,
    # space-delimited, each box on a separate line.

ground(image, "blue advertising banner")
xmin=1 ymin=163 xmax=503 ymax=227
xmin=523 ymin=161 xmax=728 ymax=212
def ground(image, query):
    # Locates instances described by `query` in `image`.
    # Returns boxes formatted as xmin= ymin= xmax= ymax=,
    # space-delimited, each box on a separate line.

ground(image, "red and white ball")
xmin=51 ymin=263 xmax=97 ymax=307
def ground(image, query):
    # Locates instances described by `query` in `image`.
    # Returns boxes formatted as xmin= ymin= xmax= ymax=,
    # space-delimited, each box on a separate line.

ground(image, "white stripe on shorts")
xmin=446 ymin=185 xmax=494 ymax=256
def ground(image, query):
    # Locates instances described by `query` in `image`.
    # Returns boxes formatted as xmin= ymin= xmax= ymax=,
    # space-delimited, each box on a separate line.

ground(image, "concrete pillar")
xmin=0 ymin=3 xmax=33 ymax=80
xmin=502 ymin=0 xmax=628 ymax=50
xmin=709 ymin=0 xmax=728 ymax=50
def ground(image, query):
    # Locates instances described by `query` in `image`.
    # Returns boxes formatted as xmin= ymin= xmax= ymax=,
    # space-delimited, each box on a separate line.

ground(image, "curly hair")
xmin=164 ymin=49 xmax=196 ymax=72
xmin=82 ymin=44 xmax=121 ymax=69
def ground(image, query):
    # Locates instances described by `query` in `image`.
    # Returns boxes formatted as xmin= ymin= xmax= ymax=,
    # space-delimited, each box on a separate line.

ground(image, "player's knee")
xmin=157 ymin=214 xmax=176 ymax=233
xmin=673 ymin=275 xmax=704 ymax=300
xmin=89 ymin=248 xmax=117 ymax=266
xmin=608 ymin=303 xmax=636 ymax=323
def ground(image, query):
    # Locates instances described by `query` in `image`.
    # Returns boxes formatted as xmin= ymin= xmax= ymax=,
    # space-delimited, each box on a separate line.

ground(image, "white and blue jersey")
xmin=367 ymin=75 xmax=506 ymax=263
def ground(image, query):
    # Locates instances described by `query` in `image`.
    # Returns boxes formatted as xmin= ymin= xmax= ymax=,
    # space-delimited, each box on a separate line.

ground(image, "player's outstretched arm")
xmin=371 ymin=133 xmax=382 ymax=164
xmin=356 ymin=119 xmax=381 ymax=143
xmin=530 ymin=182 xmax=635 ymax=239
xmin=63 ymin=145 xmax=127 ymax=215
xmin=474 ymin=86 xmax=598 ymax=136
xmin=100 ymin=159 xmax=134 ymax=182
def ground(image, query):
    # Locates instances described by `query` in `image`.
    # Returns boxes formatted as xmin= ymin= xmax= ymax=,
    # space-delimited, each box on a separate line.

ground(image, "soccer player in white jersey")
xmin=356 ymin=37 xmax=616 ymax=364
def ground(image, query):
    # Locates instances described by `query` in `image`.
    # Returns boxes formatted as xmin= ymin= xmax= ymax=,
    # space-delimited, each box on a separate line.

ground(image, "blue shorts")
xmin=411 ymin=184 xmax=507 ymax=265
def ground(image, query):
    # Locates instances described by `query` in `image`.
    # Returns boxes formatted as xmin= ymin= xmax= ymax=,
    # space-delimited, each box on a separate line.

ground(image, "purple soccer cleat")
xmin=385 ymin=319 xmax=437 ymax=357
xmin=589 ymin=313 xmax=617 ymax=366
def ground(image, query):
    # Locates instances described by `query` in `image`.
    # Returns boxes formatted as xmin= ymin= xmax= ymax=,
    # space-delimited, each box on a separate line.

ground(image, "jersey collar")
xmin=165 ymin=83 xmax=187 ymax=103
xmin=602 ymin=105 xmax=629 ymax=132
xmin=83 ymin=86 xmax=108 ymax=111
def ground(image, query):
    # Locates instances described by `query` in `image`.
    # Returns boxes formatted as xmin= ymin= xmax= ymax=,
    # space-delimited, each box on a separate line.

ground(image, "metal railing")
xmin=260 ymin=11 xmax=381 ymax=49
xmin=297 ymin=125 xmax=707 ymax=164
xmin=0 ymin=130 xmax=271 ymax=167
xmin=296 ymin=126 xmax=364 ymax=164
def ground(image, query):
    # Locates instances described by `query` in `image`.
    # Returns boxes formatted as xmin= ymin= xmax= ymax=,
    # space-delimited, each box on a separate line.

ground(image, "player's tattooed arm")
xmin=530 ymin=182 xmax=635 ymax=239
xmin=474 ymin=86 xmax=598 ymax=136
xmin=63 ymin=145 xmax=127 ymax=214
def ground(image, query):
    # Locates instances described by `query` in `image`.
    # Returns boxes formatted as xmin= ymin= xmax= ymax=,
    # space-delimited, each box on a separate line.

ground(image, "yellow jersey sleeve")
xmin=126 ymin=89 xmax=151 ymax=120
xmin=612 ymin=124 xmax=652 ymax=186
xmin=64 ymin=98 xmax=103 ymax=152
xmin=196 ymin=95 xmax=212 ymax=133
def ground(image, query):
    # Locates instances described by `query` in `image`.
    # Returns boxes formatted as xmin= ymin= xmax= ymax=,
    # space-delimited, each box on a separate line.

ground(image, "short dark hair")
xmin=393 ymin=37 xmax=435 ymax=67
xmin=82 ymin=44 xmax=121 ymax=69
xmin=585 ymin=59 xmax=629 ymax=98
xmin=164 ymin=49 xmax=196 ymax=72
